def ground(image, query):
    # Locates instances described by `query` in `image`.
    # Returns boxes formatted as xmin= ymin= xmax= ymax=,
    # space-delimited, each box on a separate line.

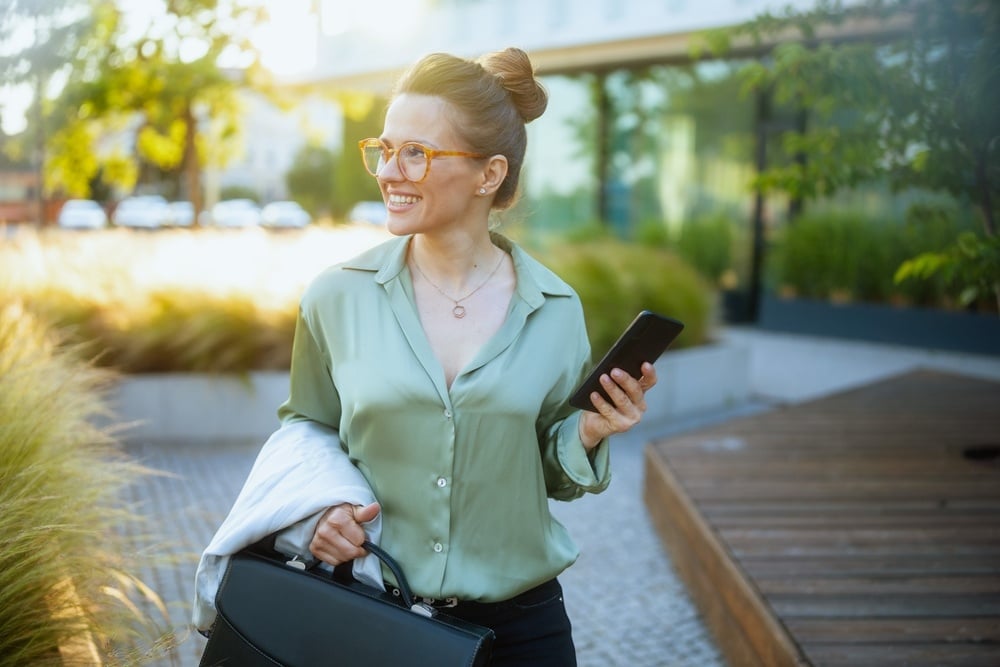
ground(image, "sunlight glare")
xmin=254 ymin=0 xmax=318 ymax=76
xmin=0 ymin=226 xmax=391 ymax=319
xmin=178 ymin=36 xmax=210 ymax=63
xmin=0 ymin=83 xmax=31 ymax=135
xmin=320 ymin=0 xmax=424 ymax=41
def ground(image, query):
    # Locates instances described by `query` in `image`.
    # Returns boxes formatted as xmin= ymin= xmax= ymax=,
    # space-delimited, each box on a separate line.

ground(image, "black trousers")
xmin=439 ymin=579 xmax=577 ymax=667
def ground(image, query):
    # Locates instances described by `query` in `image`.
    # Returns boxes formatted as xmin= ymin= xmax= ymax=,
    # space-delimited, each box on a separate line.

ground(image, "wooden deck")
xmin=643 ymin=370 xmax=1000 ymax=667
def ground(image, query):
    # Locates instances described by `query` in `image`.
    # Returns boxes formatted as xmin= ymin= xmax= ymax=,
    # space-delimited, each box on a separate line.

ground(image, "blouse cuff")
xmin=557 ymin=412 xmax=611 ymax=493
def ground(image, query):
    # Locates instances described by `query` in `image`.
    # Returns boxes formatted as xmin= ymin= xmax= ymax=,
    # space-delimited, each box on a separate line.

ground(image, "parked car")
xmin=347 ymin=201 xmax=387 ymax=225
xmin=113 ymin=195 xmax=169 ymax=229
xmin=207 ymin=199 xmax=261 ymax=227
xmin=261 ymin=201 xmax=311 ymax=229
xmin=57 ymin=199 xmax=108 ymax=230
xmin=166 ymin=201 xmax=195 ymax=227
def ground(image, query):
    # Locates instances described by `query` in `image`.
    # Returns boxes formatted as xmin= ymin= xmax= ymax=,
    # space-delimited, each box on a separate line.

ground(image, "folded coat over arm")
xmin=192 ymin=420 xmax=382 ymax=632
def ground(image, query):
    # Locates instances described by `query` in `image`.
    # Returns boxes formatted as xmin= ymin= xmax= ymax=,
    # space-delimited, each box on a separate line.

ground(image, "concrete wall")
xmin=105 ymin=343 xmax=749 ymax=443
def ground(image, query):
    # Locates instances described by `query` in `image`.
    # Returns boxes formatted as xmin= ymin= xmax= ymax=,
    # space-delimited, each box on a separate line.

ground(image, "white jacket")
xmin=192 ymin=420 xmax=383 ymax=631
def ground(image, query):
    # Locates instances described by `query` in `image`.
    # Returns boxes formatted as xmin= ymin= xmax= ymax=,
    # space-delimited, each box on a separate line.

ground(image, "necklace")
xmin=411 ymin=250 xmax=505 ymax=319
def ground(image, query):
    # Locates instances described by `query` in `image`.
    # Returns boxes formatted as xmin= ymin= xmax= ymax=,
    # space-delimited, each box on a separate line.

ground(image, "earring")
xmin=479 ymin=187 xmax=487 ymax=195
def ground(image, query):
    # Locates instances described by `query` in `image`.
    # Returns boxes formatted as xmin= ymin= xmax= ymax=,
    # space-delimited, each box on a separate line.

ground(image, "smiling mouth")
xmin=388 ymin=194 xmax=420 ymax=206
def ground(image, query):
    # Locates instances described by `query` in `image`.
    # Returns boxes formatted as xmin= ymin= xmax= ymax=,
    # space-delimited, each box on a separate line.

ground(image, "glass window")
xmin=604 ymin=61 xmax=757 ymax=233
xmin=521 ymin=61 xmax=759 ymax=291
xmin=519 ymin=74 xmax=600 ymax=234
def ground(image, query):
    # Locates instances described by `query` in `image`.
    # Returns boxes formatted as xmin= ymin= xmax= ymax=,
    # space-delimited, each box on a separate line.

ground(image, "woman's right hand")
xmin=309 ymin=501 xmax=381 ymax=565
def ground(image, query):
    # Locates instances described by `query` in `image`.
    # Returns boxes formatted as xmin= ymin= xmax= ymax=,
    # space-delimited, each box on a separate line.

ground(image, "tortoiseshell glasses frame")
xmin=358 ymin=138 xmax=487 ymax=183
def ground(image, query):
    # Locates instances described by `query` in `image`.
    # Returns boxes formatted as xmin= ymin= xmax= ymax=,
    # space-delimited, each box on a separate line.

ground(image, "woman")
xmin=196 ymin=47 xmax=657 ymax=666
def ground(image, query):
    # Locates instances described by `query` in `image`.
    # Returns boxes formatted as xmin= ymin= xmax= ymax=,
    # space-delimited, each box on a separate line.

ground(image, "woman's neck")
xmin=409 ymin=233 xmax=501 ymax=291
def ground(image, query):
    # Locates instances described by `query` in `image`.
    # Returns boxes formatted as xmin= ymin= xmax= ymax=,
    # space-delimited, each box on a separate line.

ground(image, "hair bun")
xmin=477 ymin=47 xmax=548 ymax=123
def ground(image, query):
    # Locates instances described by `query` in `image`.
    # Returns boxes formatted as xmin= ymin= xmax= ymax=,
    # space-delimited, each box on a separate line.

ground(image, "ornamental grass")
xmin=0 ymin=224 xmax=713 ymax=375
xmin=0 ymin=225 xmax=391 ymax=373
xmin=0 ymin=303 xmax=168 ymax=666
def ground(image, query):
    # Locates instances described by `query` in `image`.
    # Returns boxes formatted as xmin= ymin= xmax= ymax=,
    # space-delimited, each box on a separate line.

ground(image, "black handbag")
xmin=199 ymin=538 xmax=495 ymax=666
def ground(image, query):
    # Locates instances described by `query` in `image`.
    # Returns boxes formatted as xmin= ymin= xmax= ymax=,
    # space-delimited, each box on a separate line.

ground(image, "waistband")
xmin=385 ymin=577 xmax=562 ymax=613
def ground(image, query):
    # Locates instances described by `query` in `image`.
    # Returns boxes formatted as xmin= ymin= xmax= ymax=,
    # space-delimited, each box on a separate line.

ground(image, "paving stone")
xmin=108 ymin=328 xmax=1000 ymax=665
xmin=113 ymin=405 xmax=749 ymax=666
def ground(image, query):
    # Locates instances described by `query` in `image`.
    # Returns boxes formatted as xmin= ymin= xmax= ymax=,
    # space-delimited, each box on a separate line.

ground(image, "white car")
xmin=261 ymin=201 xmax=311 ymax=228
xmin=57 ymin=199 xmax=108 ymax=230
xmin=167 ymin=201 xmax=195 ymax=227
xmin=347 ymin=201 xmax=387 ymax=225
xmin=113 ymin=195 xmax=169 ymax=229
xmin=208 ymin=199 xmax=262 ymax=227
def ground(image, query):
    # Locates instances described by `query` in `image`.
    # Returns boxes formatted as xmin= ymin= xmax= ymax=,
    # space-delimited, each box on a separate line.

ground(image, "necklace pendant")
xmin=452 ymin=304 xmax=467 ymax=319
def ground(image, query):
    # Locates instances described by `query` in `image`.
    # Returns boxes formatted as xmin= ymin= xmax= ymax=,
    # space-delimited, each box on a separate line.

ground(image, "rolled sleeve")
xmin=546 ymin=412 xmax=611 ymax=500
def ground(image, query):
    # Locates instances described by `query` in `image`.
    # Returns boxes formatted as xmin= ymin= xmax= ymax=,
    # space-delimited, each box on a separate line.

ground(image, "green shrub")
xmin=768 ymin=207 xmax=974 ymax=307
xmin=0 ymin=304 xmax=167 ymax=666
xmin=634 ymin=215 xmax=744 ymax=291
xmin=542 ymin=239 xmax=714 ymax=356
xmin=896 ymin=232 xmax=1000 ymax=312
xmin=893 ymin=202 xmax=974 ymax=306
xmin=767 ymin=212 xmax=887 ymax=300
xmin=633 ymin=219 xmax=671 ymax=247
xmin=673 ymin=214 xmax=737 ymax=287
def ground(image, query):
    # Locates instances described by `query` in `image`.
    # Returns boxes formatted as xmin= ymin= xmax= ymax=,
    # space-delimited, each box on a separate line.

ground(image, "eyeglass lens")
xmin=362 ymin=143 xmax=428 ymax=182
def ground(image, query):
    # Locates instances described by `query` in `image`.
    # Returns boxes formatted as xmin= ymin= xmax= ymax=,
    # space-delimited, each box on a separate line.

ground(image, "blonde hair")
xmin=393 ymin=47 xmax=548 ymax=209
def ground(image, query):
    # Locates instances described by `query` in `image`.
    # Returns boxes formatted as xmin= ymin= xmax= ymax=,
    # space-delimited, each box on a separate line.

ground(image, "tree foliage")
xmin=701 ymin=0 xmax=1000 ymax=311
xmin=39 ymin=0 xmax=268 ymax=213
xmin=285 ymin=143 xmax=336 ymax=217
xmin=896 ymin=233 xmax=1000 ymax=311
xmin=701 ymin=0 xmax=999 ymax=235
xmin=0 ymin=0 xmax=95 ymax=223
xmin=0 ymin=0 xmax=93 ymax=96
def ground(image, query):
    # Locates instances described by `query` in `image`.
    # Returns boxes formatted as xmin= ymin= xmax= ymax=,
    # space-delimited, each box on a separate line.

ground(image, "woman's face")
xmin=377 ymin=94 xmax=486 ymax=237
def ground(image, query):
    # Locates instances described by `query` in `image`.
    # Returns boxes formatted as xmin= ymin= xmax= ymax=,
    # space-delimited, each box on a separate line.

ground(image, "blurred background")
xmin=2 ymin=2 xmax=998 ymax=665
xmin=2 ymin=0 xmax=996 ymax=348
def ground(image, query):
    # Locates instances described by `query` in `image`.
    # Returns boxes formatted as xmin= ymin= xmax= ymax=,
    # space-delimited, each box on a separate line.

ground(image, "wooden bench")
xmin=644 ymin=370 xmax=1000 ymax=666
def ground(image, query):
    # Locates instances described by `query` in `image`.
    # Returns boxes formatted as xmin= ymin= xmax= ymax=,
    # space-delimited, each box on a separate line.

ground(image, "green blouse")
xmin=277 ymin=233 xmax=611 ymax=602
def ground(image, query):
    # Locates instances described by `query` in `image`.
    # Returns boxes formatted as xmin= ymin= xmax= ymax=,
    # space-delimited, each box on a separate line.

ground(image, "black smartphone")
xmin=568 ymin=310 xmax=685 ymax=412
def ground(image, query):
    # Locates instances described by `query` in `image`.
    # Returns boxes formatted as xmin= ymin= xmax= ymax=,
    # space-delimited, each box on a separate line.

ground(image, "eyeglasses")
xmin=358 ymin=138 xmax=487 ymax=183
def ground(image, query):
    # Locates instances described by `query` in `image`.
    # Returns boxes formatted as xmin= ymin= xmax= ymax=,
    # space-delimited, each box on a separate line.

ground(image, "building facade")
xmin=306 ymin=0 xmax=887 ymax=321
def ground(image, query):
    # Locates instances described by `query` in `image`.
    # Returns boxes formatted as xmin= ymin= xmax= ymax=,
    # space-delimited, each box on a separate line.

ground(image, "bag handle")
xmin=361 ymin=540 xmax=418 ymax=610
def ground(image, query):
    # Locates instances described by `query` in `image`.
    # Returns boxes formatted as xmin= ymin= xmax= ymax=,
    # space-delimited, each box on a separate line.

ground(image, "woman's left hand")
xmin=578 ymin=362 xmax=657 ymax=450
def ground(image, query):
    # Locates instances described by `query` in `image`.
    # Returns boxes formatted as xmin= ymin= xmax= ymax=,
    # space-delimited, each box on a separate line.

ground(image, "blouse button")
xmin=443 ymin=410 xmax=452 ymax=420
xmin=436 ymin=477 xmax=447 ymax=488
xmin=433 ymin=542 xmax=444 ymax=553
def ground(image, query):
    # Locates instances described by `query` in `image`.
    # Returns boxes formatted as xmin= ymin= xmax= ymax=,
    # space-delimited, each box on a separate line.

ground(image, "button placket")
xmin=428 ymin=399 xmax=453 ymax=579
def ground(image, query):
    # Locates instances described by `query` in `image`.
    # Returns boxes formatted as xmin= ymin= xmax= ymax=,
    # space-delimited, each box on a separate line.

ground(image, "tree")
xmin=0 ymin=0 xmax=95 ymax=223
xmin=702 ymin=0 xmax=998 ymax=233
xmin=700 ymin=0 xmax=999 ymax=310
xmin=285 ymin=143 xmax=336 ymax=217
xmin=331 ymin=99 xmax=386 ymax=218
xmin=44 ymin=0 xmax=268 ymax=216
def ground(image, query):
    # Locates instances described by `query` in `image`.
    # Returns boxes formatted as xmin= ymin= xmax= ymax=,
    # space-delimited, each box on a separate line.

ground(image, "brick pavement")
xmin=116 ymin=404 xmax=762 ymax=666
